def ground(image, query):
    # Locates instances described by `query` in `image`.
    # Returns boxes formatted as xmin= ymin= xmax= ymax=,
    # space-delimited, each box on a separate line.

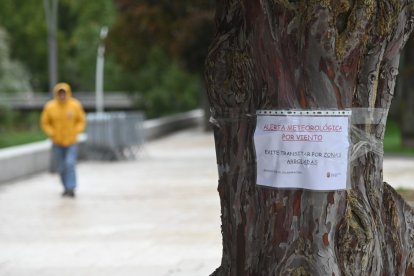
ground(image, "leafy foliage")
xmin=108 ymin=0 xmax=215 ymax=117
xmin=134 ymin=48 xmax=201 ymax=118
xmin=0 ymin=1 xmax=48 ymax=91
xmin=109 ymin=0 xmax=215 ymax=74
xmin=57 ymin=1 xmax=118 ymax=91
xmin=0 ymin=0 xmax=117 ymax=92
xmin=0 ymin=28 xmax=32 ymax=93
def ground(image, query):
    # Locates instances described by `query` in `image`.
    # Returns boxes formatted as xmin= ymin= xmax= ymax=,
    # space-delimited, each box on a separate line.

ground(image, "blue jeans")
xmin=52 ymin=144 xmax=78 ymax=191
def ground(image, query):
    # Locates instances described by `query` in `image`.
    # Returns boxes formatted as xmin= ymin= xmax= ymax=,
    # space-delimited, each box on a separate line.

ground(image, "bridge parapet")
xmin=0 ymin=92 xmax=136 ymax=111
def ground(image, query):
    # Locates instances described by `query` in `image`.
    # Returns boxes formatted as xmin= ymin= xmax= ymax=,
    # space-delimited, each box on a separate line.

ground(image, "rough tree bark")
xmin=205 ymin=1 xmax=414 ymax=275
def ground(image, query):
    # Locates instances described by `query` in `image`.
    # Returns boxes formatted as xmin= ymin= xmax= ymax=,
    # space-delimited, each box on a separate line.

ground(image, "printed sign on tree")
xmin=254 ymin=110 xmax=351 ymax=191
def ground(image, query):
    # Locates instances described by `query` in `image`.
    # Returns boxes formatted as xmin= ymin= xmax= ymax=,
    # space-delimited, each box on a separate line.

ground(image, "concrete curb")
xmin=0 ymin=109 xmax=204 ymax=184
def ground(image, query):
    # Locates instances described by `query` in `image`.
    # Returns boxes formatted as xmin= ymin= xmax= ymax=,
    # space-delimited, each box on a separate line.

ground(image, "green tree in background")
xmin=57 ymin=0 xmax=126 ymax=92
xmin=0 ymin=1 xmax=48 ymax=91
xmin=134 ymin=48 xmax=201 ymax=118
xmin=108 ymin=0 xmax=215 ymax=117
xmin=109 ymin=0 xmax=214 ymax=73
xmin=0 ymin=28 xmax=32 ymax=93
xmin=0 ymin=0 xmax=120 ymax=92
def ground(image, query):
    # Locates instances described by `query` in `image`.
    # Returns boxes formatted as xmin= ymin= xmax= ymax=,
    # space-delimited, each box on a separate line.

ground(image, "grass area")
xmin=384 ymin=119 xmax=414 ymax=155
xmin=0 ymin=130 xmax=47 ymax=149
xmin=384 ymin=122 xmax=414 ymax=206
xmin=0 ymin=109 xmax=46 ymax=149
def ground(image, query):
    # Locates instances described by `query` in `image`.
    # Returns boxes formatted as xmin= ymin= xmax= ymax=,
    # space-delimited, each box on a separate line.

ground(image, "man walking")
xmin=40 ymin=82 xmax=86 ymax=197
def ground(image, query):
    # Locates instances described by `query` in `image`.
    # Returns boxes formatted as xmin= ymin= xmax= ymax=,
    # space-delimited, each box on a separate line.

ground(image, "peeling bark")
xmin=205 ymin=1 xmax=414 ymax=275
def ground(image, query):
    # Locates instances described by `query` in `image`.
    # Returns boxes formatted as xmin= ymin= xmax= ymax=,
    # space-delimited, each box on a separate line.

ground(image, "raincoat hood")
xmin=53 ymin=82 xmax=73 ymax=99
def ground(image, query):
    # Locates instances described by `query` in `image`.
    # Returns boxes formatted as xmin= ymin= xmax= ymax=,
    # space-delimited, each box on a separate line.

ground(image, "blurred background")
xmin=0 ymin=0 xmax=215 ymax=148
xmin=0 ymin=0 xmax=413 ymax=154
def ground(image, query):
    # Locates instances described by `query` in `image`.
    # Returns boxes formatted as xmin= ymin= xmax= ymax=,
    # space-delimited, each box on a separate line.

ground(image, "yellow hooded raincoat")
xmin=40 ymin=83 xmax=86 ymax=146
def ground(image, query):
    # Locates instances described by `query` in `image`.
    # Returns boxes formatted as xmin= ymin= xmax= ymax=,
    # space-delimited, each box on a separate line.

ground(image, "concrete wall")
xmin=0 ymin=109 xmax=204 ymax=184
xmin=0 ymin=140 xmax=52 ymax=184
xmin=144 ymin=109 xmax=203 ymax=140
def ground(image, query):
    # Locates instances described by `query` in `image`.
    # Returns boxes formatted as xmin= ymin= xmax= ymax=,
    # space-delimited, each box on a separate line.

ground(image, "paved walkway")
xmin=0 ymin=128 xmax=221 ymax=276
xmin=0 ymin=127 xmax=413 ymax=276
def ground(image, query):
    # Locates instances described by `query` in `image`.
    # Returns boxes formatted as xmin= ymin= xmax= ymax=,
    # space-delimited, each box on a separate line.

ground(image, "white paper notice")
xmin=254 ymin=111 xmax=351 ymax=191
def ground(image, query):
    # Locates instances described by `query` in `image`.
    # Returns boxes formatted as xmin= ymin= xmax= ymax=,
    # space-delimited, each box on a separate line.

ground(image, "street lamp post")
xmin=95 ymin=26 xmax=108 ymax=115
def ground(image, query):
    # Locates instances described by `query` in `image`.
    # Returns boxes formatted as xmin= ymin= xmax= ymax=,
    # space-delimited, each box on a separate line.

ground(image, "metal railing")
xmin=84 ymin=112 xmax=145 ymax=160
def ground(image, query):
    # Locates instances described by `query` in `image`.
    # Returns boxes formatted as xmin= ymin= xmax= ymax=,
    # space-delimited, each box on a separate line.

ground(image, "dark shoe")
xmin=62 ymin=190 xmax=75 ymax=198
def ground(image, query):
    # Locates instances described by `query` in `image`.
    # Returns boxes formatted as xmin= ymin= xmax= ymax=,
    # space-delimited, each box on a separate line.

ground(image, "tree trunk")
xmin=205 ymin=1 xmax=414 ymax=275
